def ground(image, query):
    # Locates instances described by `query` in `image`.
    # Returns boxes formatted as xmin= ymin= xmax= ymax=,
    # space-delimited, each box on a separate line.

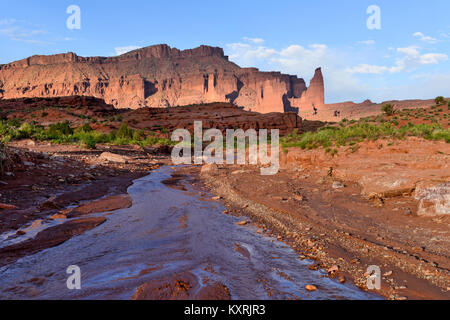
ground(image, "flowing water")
xmin=0 ymin=166 xmax=379 ymax=300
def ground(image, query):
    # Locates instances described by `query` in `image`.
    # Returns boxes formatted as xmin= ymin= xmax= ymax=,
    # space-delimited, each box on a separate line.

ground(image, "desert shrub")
xmin=76 ymin=123 xmax=93 ymax=133
xmin=390 ymin=119 xmax=399 ymax=126
xmin=41 ymin=112 xmax=48 ymax=118
xmin=7 ymin=118 xmax=22 ymax=128
xmin=116 ymin=122 xmax=133 ymax=139
xmin=47 ymin=121 xmax=74 ymax=138
xmin=435 ymin=96 xmax=445 ymax=105
xmin=17 ymin=123 xmax=34 ymax=139
xmin=133 ymin=130 xmax=146 ymax=142
xmin=448 ymin=101 xmax=450 ymax=109
xmin=381 ymin=104 xmax=394 ymax=116
xmin=79 ymin=133 xmax=96 ymax=149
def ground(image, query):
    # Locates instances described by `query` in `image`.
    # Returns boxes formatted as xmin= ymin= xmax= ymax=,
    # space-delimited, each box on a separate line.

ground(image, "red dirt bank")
xmin=200 ymin=138 xmax=450 ymax=300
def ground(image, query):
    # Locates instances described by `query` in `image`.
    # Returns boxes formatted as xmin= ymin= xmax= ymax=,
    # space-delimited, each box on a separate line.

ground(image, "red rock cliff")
xmin=288 ymin=68 xmax=324 ymax=112
xmin=0 ymin=44 xmax=324 ymax=113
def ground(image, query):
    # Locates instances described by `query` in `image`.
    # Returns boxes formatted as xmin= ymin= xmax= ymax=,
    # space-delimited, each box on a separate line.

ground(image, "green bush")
xmin=7 ymin=118 xmax=22 ymax=128
xmin=17 ymin=123 xmax=34 ymax=139
xmin=47 ymin=121 xmax=74 ymax=138
xmin=117 ymin=122 xmax=133 ymax=139
xmin=381 ymin=104 xmax=395 ymax=116
xmin=435 ymin=96 xmax=445 ymax=105
xmin=76 ymin=123 xmax=93 ymax=133
xmin=80 ymin=134 xmax=96 ymax=149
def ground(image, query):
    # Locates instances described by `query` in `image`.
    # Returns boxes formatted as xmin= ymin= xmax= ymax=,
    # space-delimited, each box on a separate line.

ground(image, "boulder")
xmin=98 ymin=152 xmax=129 ymax=164
xmin=414 ymin=181 xmax=450 ymax=216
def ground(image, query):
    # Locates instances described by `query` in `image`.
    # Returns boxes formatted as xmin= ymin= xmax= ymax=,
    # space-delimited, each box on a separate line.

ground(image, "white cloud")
xmin=275 ymin=44 xmax=328 ymax=76
xmin=0 ymin=18 xmax=48 ymax=44
xmin=374 ymin=73 xmax=450 ymax=101
xmin=227 ymin=42 xmax=276 ymax=65
xmin=226 ymin=39 xmax=450 ymax=103
xmin=346 ymin=64 xmax=388 ymax=74
xmin=0 ymin=18 xmax=17 ymax=25
xmin=226 ymin=41 xmax=370 ymax=102
xmin=114 ymin=46 xmax=142 ymax=55
xmin=243 ymin=37 xmax=265 ymax=44
xmin=358 ymin=40 xmax=375 ymax=45
xmin=413 ymin=32 xmax=437 ymax=43
xmin=347 ymin=46 xmax=448 ymax=74
xmin=419 ymin=53 xmax=448 ymax=64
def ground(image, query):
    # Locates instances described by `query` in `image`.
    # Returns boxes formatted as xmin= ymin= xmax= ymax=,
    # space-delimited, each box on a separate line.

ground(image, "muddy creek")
xmin=0 ymin=166 xmax=379 ymax=299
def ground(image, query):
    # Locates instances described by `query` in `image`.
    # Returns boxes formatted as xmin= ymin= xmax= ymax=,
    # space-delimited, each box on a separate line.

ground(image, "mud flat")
xmin=199 ymin=139 xmax=450 ymax=300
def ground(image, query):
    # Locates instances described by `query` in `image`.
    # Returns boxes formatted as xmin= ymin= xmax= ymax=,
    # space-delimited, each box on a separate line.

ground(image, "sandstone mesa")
xmin=0 ymin=44 xmax=324 ymax=114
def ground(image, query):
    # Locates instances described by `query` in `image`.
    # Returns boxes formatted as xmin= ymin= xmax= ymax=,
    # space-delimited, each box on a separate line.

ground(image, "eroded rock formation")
xmin=0 ymin=44 xmax=324 ymax=113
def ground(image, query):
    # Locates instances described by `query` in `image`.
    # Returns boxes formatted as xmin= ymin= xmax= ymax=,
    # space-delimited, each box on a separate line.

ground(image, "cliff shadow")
xmin=144 ymin=80 xmax=158 ymax=98
xmin=225 ymin=78 xmax=244 ymax=104
xmin=283 ymin=94 xmax=299 ymax=114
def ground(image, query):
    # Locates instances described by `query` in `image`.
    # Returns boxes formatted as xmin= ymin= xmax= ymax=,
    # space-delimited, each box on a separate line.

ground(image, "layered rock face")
xmin=0 ymin=45 xmax=324 ymax=113
xmin=288 ymin=68 xmax=324 ymax=112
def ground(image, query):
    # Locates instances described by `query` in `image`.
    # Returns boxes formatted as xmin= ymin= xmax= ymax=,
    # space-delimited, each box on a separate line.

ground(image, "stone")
xmin=328 ymin=265 xmax=339 ymax=274
xmin=0 ymin=203 xmax=17 ymax=210
xmin=98 ymin=152 xmax=129 ymax=164
xmin=332 ymin=181 xmax=345 ymax=189
xmin=50 ymin=213 xmax=67 ymax=220
xmin=414 ymin=181 xmax=450 ymax=216
xmin=305 ymin=284 xmax=317 ymax=292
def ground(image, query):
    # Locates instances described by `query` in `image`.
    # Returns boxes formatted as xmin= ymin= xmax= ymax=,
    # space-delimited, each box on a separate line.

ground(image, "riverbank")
xmin=198 ymin=140 xmax=450 ymax=300
xmin=0 ymin=141 xmax=168 ymax=266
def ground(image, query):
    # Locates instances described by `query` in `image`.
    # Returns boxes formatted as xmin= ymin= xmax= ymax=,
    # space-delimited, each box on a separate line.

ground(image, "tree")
xmin=435 ymin=96 xmax=445 ymax=105
xmin=381 ymin=104 xmax=394 ymax=116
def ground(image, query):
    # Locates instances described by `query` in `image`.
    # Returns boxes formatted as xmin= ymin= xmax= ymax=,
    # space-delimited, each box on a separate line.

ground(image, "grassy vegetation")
xmin=0 ymin=120 xmax=173 ymax=150
xmin=281 ymin=122 xmax=450 ymax=155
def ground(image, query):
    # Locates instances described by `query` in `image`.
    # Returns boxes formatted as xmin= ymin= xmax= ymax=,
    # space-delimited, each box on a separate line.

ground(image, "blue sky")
xmin=1 ymin=0 xmax=449 ymax=103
